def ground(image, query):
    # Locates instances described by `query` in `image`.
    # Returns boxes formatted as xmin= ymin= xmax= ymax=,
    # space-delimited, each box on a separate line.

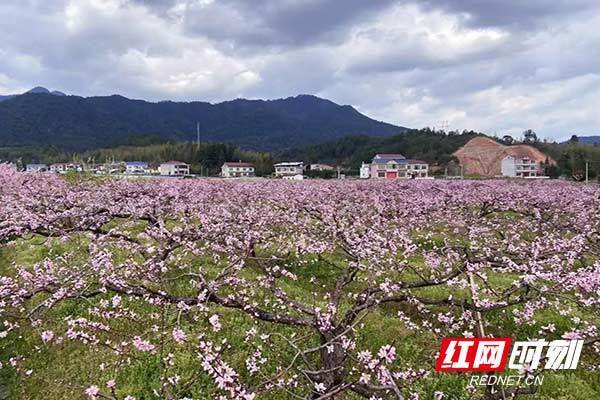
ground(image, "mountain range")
xmin=0 ymin=87 xmax=407 ymax=151
xmin=0 ymin=86 xmax=66 ymax=102
xmin=577 ymin=136 xmax=600 ymax=145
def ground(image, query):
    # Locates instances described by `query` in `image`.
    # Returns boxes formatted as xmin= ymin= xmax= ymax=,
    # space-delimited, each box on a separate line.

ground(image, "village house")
xmin=500 ymin=155 xmax=544 ymax=178
xmin=85 ymin=164 xmax=103 ymax=174
xmin=283 ymin=174 xmax=305 ymax=180
xmin=309 ymin=163 xmax=334 ymax=171
xmin=108 ymin=161 xmax=126 ymax=174
xmin=221 ymin=162 xmax=255 ymax=178
xmin=26 ymin=163 xmax=48 ymax=173
xmin=274 ymin=162 xmax=304 ymax=178
xmin=453 ymin=137 xmax=554 ymax=178
xmin=159 ymin=161 xmax=189 ymax=176
xmin=370 ymin=154 xmax=407 ymax=179
xmin=125 ymin=161 xmax=150 ymax=175
xmin=406 ymin=159 xmax=429 ymax=178
xmin=360 ymin=154 xmax=429 ymax=179
xmin=50 ymin=163 xmax=83 ymax=173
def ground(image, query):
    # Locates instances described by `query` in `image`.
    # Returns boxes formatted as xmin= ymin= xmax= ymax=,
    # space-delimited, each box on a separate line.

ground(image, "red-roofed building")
xmin=221 ymin=162 xmax=255 ymax=178
xmin=361 ymin=154 xmax=429 ymax=179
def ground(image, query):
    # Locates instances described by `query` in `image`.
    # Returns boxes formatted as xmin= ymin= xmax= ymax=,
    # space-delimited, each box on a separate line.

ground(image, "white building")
xmin=360 ymin=163 xmax=370 ymax=179
xmin=50 ymin=163 xmax=83 ymax=173
xmin=125 ymin=161 xmax=150 ymax=174
xmin=283 ymin=174 xmax=305 ymax=180
xmin=274 ymin=162 xmax=304 ymax=178
xmin=159 ymin=161 xmax=190 ymax=176
xmin=406 ymin=160 xmax=429 ymax=178
xmin=221 ymin=162 xmax=255 ymax=178
xmin=310 ymin=163 xmax=334 ymax=171
xmin=26 ymin=163 xmax=48 ymax=173
xmin=501 ymin=156 xmax=542 ymax=178
xmin=360 ymin=155 xmax=429 ymax=179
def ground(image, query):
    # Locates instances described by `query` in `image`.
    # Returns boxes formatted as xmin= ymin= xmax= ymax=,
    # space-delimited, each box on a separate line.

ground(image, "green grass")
xmin=1 ymin=225 xmax=598 ymax=400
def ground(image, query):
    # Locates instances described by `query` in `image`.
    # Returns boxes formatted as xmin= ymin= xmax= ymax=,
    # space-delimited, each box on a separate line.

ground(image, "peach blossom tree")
xmin=0 ymin=165 xmax=598 ymax=399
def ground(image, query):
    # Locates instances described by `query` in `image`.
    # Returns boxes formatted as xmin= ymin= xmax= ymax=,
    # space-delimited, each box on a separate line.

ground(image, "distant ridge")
xmin=27 ymin=86 xmax=51 ymax=94
xmin=0 ymin=89 xmax=408 ymax=151
xmin=576 ymin=136 xmax=600 ymax=145
xmin=0 ymin=86 xmax=66 ymax=102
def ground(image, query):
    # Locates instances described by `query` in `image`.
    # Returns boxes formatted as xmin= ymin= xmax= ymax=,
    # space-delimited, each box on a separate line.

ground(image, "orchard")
xmin=0 ymin=165 xmax=598 ymax=399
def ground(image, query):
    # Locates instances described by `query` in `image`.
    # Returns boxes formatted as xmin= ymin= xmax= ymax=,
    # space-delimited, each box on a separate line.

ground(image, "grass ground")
xmin=0 ymin=230 xmax=598 ymax=400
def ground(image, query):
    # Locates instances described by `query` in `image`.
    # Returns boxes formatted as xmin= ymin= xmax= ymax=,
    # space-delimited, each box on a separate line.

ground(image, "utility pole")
xmin=439 ymin=120 xmax=449 ymax=132
xmin=585 ymin=161 xmax=589 ymax=184
xmin=196 ymin=122 xmax=200 ymax=149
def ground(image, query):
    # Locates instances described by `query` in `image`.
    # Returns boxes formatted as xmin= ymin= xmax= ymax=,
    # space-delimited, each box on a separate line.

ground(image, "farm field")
xmin=0 ymin=166 xmax=598 ymax=400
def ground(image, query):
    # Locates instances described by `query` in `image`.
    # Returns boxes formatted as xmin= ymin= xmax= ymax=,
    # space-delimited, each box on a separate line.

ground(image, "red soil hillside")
xmin=453 ymin=137 xmax=554 ymax=176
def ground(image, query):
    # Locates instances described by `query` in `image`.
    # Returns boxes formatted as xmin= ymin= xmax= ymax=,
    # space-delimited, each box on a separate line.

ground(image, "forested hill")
xmin=0 ymin=89 xmax=406 ymax=151
xmin=280 ymin=129 xmax=484 ymax=167
xmin=577 ymin=136 xmax=600 ymax=145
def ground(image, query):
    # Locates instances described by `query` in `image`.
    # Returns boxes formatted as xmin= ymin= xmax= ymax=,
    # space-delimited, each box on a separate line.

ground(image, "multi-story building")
xmin=159 ymin=161 xmax=190 ymax=176
xmin=309 ymin=163 xmax=334 ymax=171
xmin=406 ymin=159 xmax=429 ymax=178
xmin=369 ymin=154 xmax=408 ymax=179
xmin=125 ymin=161 xmax=150 ymax=175
xmin=501 ymin=156 xmax=543 ymax=178
xmin=50 ymin=163 xmax=83 ymax=173
xmin=221 ymin=162 xmax=255 ymax=178
xmin=361 ymin=154 xmax=429 ymax=179
xmin=274 ymin=162 xmax=303 ymax=178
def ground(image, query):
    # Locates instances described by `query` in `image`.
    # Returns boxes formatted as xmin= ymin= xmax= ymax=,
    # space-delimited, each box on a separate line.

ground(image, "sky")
xmin=1 ymin=0 xmax=599 ymax=141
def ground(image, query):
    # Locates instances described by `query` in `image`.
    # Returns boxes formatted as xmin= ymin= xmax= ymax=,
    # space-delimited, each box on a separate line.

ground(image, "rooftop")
xmin=162 ymin=161 xmax=188 ymax=165
xmin=372 ymin=153 xmax=407 ymax=164
xmin=373 ymin=153 xmax=406 ymax=159
xmin=224 ymin=162 xmax=255 ymax=167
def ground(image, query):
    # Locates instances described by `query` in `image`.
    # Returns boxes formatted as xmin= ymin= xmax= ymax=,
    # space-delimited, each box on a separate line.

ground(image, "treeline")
xmin=78 ymin=142 xmax=273 ymax=176
xmin=280 ymin=128 xmax=485 ymax=171
xmin=3 ymin=129 xmax=600 ymax=180
xmin=15 ymin=141 xmax=273 ymax=176
xmin=548 ymin=142 xmax=600 ymax=180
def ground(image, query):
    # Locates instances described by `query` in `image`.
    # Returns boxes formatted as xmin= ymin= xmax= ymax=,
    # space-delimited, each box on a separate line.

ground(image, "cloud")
xmin=136 ymin=0 xmax=398 ymax=48
xmin=1 ymin=0 xmax=600 ymax=140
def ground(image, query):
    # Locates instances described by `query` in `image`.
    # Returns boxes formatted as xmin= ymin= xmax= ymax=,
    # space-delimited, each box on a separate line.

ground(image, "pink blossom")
xmin=40 ymin=330 xmax=54 ymax=343
xmin=209 ymin=314 xmax=221 ymax=332
xmin=377 ymin=345 xmax=396 ymax=364
xmin=84 ymin=385 xmax=99 ymax=398
xmin=132 ymin=336 xmax=155 ymax=352
xmin=561 ymin=330 xmax=582 ymax=340
xmin=172 ymin=327 xmax=187 ymax=344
